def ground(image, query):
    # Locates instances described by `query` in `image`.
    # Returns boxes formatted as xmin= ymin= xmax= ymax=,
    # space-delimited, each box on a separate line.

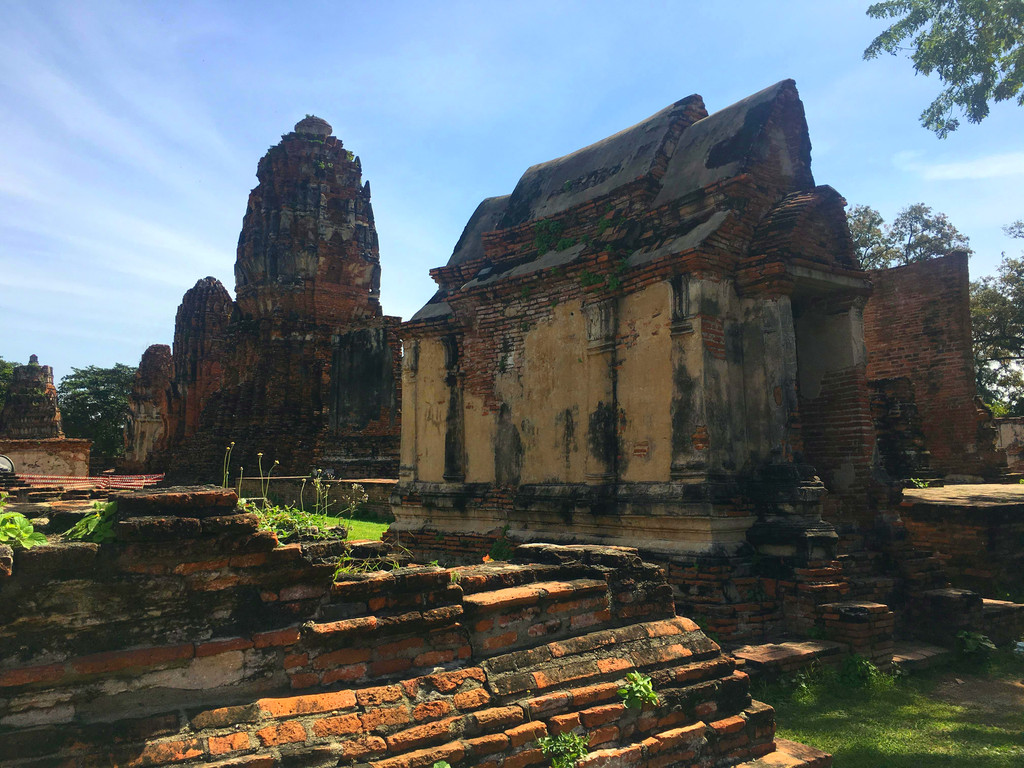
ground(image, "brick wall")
xmin=0 ymin=487 xmax=822 ymax=768
xmin=864 ymin=253 xmax=1003 ymax=478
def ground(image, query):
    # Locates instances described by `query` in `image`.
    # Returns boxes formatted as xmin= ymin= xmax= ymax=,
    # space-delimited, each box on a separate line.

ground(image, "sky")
xmin=1 ymin=0 xmax=1022 ymax=383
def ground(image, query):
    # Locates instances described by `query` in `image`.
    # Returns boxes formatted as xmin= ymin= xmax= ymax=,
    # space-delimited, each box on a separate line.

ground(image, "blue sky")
xmin=2 ymin=0 xmax=1022 ymax=383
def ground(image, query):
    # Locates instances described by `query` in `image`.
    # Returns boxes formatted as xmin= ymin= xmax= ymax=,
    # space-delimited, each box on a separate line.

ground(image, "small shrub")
xmin=487 ymin=524 xmax=514 ymax=561
xmin=537 ymin=731 xmax=589 ymax=768
xmin=838 ymin=654 xmax=894 ymax=692
xmin=64 ymin=501 xmax=118 ymax=543
xmin=617 ymin=671 xmax=659 ymax=710
xmin=243 ymin=500 xmax=343 ymax=543
xmin=432 ymin=762 xmax=451 ymax=768
xmin=957 ymin=630 xmax=996 ymax=662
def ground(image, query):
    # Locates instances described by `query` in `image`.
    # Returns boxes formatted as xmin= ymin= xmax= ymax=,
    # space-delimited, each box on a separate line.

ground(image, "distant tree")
xmin=864 ymin=1 xmax=1024 ymax=137
xmin=847 ymin=202 xmax=972 ymax=269
xmin=58 ymin=364 xmax=137 ymax=458
xmin=972 ymin=221 xmax=1024 ymax=414
xmin=0 ymin=358 xmax=18 ymax=413
xmin=864 ymin=0 xmax=1024 ymax=137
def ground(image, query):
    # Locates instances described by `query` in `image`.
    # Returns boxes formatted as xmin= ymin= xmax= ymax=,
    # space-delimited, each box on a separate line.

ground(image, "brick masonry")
xmin=864 ymin=253 xmax=1004 ymax=479
xmin=0 ymin=486 xmax=831 ymax=768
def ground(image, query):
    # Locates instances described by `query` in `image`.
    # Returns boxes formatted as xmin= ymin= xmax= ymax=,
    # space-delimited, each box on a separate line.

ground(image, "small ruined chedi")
xmin=125 ymin=116 xmax=401 ymax=481
xmin=0 ymin=355 xmax=90 ymax=476
xmin=395 ymin=80 xmax=874 ymax=565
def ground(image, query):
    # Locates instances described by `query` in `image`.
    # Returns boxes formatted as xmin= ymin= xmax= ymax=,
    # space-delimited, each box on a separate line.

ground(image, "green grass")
xmin=756 ymin=653 xmax=1024 ymax=767
xmin=324 ymin=515 xmax=389 ymax=542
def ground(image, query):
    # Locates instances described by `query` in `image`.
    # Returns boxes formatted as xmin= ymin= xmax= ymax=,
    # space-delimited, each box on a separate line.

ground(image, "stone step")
xmin=730 ymin=641 xmax=846 ymax=679
xmin=891 ymin=641 xmax=953 ymax=671
xmin=734 ymin=738 xmax=832 ymax=767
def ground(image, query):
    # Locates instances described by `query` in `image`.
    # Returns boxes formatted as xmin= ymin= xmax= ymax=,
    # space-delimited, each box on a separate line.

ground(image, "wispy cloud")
xmin=894 ymin=150 xmax=1024 ymax=180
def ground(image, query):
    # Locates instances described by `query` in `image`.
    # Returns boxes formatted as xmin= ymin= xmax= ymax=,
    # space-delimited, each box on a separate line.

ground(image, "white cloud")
xmin=894 ymin=150 xmax=1024 ymax=180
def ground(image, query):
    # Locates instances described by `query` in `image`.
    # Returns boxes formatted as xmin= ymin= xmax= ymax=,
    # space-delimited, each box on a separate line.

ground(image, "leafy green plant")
xmin=333 ymin=544 xmax=410 ymax=578
xmin=0 ymin=495 xmax=47 ymax=549
xmin=64 ymin=500 xmax=118 ymax=543
xmin=537 ymin=731 xmax=589 ymax=768
xmin=909 ymin=477 xmax=930 ymax=488
xmin=579 ymin=269 xmax=604 ymax=288
xmin=957 ymin=630 xmax=996 ymax=659
xmin=487 ymin=523 xmax=514 ymax=561
xmin=243 ymin=500 xmax=343 ymax=543
xmin=534 ymin=219 xmax=565 ymax=254
xmin=838 ymin=654 xmax=893 ymax=691
xmin=432 ymin=762 xmax=452 ymax=768
xmin=617 ymin=671 xmax=659 ymax=710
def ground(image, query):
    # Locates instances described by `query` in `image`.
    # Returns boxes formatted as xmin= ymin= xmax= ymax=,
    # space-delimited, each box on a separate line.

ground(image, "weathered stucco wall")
xmin=0 ymin=438 xmax=90 ymax=476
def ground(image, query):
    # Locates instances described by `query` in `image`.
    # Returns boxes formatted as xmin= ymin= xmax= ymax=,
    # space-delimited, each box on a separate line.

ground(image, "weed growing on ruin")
xmin=242 ymin=497 xmax=352 ymax=544
xmin=487 ymin=524 xmax=514 ymax=561
xmin=956 ymin=630 xmax=997 ymax=666
xmin=579 ymin=269 xmax=604 ymax=288
xmin=534 ymin=219 xmax=565 ymax=254
xmin=64 ymin=501 xmax=117 ymax=543
xmin=617 ymin=671 xmax=659 ymax=710
xmin=0 ymin=495 xmax=47 ymax=549
xmin=221 ymin=442 xmax=235 ymax=488
xmin=908 ymin=477 xmax=931 ymax=488
xmin=537 ymin=731 xmax=589 ymax=768
xmin=333 ymin=545 xmax=409 ymax=578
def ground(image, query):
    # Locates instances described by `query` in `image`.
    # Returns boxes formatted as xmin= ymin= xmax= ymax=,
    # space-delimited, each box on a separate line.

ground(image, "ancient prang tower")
xmin=126 ymin=116 xmax=401 ymax=481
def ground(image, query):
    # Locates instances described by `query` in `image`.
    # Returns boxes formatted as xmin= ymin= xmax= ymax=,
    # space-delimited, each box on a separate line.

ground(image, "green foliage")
xmin=242 ymin=499 xmax=344 ymax=543
xmin=578 ymin=269 xmax=604 ymax=288
xmin=0 ymin=496 xmax=47 ymax=549
xmin=864 ymin=0 xmax=1024 ymax=137
xmin=0 ymin=357 xmax=19 ymax=412
xmin=617 ymin=671 xmax=659 ymax=710
xmin=487 ymin=523 xmax=514 ymax=561
xmin=909 ymin=477 xmax=931 ymax=488
xmin=537 ymin=731 xmax=589 ymax=768
xmin=534 ymin=220 xmax=565 ymax=254
xmin=58 ymin=364 xmax=136 ymax=458
xmin=838 ymin=654 xmax=895 ymax=691
xmin=222 ymin=442 xmax=235 ymax=488
xmin=555 ymin=237 xmax=577 ymax=251
xmin=847 ymin=203 xmax=972 ymax=270
xmin=972 ymin=225 xmax=1024 ymax=413
xmin=432 ymin=762 xmax=452 ymax=768
xmin=957 ymin=630 xmax=997 ymax=658
xmin=64 ymin=500 xmax=118 ymax=543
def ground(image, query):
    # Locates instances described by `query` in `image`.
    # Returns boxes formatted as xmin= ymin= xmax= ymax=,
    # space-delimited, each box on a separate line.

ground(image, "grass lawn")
xmin=324 ymin=515 xmax=390 ymax=541
xmin=756 ymin=652 xmax=1024 ymax=767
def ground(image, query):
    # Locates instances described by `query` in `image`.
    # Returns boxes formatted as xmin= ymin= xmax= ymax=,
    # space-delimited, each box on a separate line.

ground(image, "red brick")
xmin=506 ymin=720 xmax=546 ymax=748
xmin=126 ymin=738 xmax=204 ymax=766
xmin=251 ymin=626 xmax=300 ymax=648
xmin=413 ymin=700 xmax=454 ymax=721
xmin=312 ymin=713 xmax=362 ymax=737
xmin=0 ymin=663 xmax=64 ymax=688
xmin=340 ymin=735 xmax=387 ymax=759
xmin=208 ymin=732 xmax=251 ymax=755
xmin=73 ymin=644 xmax=194 ymax=675
xmin=255 ymin=721 xmax=306 ymax=746
xmin=361 ymin=705 xmax=412 ymax=731
xmin=196 ymin=637 xmax=253 ymax=658
xmin=453 ymin=686 xmax=491 ymax=710
xmin=257 ymin=690 xmax=356 ymax=717
xmin=313 ymin=647 xmax=371 ymax=669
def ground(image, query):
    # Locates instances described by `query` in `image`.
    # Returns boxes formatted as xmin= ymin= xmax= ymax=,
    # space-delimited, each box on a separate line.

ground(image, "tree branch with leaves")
xmin=864 ymin=0 xmax=1024 ymax=137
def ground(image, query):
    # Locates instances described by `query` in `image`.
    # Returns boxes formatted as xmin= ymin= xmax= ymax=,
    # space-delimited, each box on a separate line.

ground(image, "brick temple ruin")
xmin=392 ymin=80 xmax=1020 ymax=644
xmin=4 ymin=81 xmax=1024 ymax=768
xmin=124 ymin=116 xmax=401 ymax=482
xmin=0 ymin=355 xmax=90 ymax=476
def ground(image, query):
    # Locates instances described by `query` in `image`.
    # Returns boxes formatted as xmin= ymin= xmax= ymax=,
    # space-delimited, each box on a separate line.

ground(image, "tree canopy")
xmin=972 ymin=220 xmax=1024 ymax=414
xmin=864 ymin=0 xmax=1024 ymax=137
xmin=57 ymin=364 xmax=136 ymax=458
xmin=847 ymin=202 xmax=972 ymax=269
xmin=0 ymin=358 xmax=18 ymax=414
